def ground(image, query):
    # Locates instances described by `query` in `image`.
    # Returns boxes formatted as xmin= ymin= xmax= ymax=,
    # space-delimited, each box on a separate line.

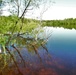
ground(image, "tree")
xmin=0 ymin=8 xmax=2 ymax=15
xmin=0 ymin=0 xmax=52 ymax=17
xmin=0 ymin=1 xmax=53 ymax=75
xmin=0 ymin=0 xmax=53 ymax=46
xmin=0 ymin=0 xmax=2 ymax=15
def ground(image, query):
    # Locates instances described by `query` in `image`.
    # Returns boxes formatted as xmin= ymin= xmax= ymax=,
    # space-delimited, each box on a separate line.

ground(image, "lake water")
xmin=18 ymin=27 xmax=76 ymax=75
xmin=1 ymin=27 xmax=76 ymax=75
xmin=45 ymin=27 xmax=76 ymax=75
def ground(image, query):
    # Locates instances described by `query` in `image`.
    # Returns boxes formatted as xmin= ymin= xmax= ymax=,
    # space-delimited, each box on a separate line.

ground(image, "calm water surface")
xmin=1 ymin=27 xmax=76 ymax=75
xmin=46 ymin=27 xmax=76 ymax=75
xmin=19 ymin=27 xmax=76 ymax=75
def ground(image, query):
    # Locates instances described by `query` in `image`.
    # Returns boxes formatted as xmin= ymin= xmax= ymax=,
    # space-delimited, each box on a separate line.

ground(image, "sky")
xmin=30 ymin=0 xmax=76 ymax=20
xmin=2 ymin=0 xmax=76 ymax=20
xmin=42 ymin=0 xmax=76 ymax=20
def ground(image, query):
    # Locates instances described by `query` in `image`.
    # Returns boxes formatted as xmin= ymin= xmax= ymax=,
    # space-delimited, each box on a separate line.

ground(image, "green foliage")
xmin=42 ymin=18 xmax=76 ymax=29
xmin=0 ymin=15 xmax=40 ymax=55
xmin=0 ymin=0 xmax=51 ymax=74
xmin=0 ymin=16 xmax=38 ymax=33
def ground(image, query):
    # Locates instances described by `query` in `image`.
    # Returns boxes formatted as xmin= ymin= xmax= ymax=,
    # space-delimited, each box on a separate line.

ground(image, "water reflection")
xmin=45 ymin=27 xmax=76 ymax=75
xmin=0 ymin=27 xmax=76 ymax=75
xmin=0 ymin=31 xmax=51 ymax=75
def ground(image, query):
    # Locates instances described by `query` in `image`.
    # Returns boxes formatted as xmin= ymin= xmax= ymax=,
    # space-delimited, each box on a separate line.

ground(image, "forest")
xmin=42 ymin=18 xmax=76 ymax=29
xmin=0 ymin=16 xmax=39 ymax=34
xmin=1 ymin=16 xmax=76 ymax=34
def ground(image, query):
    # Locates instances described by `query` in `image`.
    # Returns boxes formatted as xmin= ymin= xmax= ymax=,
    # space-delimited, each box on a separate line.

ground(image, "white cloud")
xmin=42 ymin=6 xmax=76 ymax=20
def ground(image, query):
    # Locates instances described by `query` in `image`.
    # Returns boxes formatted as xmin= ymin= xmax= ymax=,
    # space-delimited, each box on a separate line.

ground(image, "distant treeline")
xmin=1 ymin=16 xmax=76 ymax=31
xmin=42 ymin=18 xmax=76 ymax=29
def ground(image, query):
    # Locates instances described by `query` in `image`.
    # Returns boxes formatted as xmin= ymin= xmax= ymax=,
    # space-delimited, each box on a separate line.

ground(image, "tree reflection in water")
xmin=0 ymin=33 xmax=52 ymax=75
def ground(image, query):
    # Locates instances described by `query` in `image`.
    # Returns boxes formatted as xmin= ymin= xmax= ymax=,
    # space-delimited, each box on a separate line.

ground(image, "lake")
xmin=0 ymin=27 xmax=76 ymax=75
xmin=45 ymin=27 xmax=76 ymax=75
xmin=17 ymin=27 xmax=76 ymax=75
